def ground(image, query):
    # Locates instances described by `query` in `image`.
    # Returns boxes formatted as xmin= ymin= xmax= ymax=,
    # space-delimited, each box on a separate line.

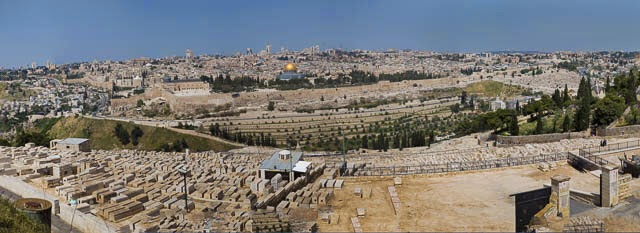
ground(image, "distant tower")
xmin=266 ymin=43 xmax=271 ymax=54
xmin=246 ymin=48 xmax=253 ymax=55
xmin=31 ymin=62 xmax=37 ymax=69
xmin=185 ymin=49 xmax=194 ymax=59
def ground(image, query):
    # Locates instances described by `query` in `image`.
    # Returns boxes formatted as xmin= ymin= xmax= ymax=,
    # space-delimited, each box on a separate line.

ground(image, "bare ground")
xmin=318 ymin=163 xmax=599 ymax=232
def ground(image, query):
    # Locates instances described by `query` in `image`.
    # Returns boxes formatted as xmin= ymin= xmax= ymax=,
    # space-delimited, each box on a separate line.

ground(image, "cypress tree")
xmin=562 ymin=113 xmax=571 ymax=133
xmin=535 ymin=116 xmax=544 ymax=134
xmin=577 ymin=77 xmax=586 ymax=100
xmin=362 ymin=135 xmax=368 ymax=149
xmin=552 ymin=89 xmax=562 ymax=109
xmin=509 ymin=114 xmax=519 ymax=136
xmin=563 ymin=84 xmax=570 ymax=106
xmin=574 ymin=97 xmax=591 ymax=131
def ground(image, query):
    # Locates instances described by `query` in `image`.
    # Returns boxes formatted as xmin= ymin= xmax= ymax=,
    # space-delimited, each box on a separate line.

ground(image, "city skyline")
xmin=2 ymin=0 xmax=640 ymax=67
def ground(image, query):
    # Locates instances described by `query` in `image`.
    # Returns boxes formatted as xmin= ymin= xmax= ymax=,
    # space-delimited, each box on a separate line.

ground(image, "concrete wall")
xmin=0 ymin=176 xmax=115 ymax=233
xmin=496 ymin=131 xmax=589 ymax=145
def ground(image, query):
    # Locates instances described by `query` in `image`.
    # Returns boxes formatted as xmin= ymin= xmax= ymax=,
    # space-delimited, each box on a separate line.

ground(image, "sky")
xmin=1 ymin=0 xmax=640 ymax=68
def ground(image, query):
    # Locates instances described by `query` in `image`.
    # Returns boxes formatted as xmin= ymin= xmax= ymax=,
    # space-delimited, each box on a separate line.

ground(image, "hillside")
xmin=46 ymin=116 xmax=238 ymax=152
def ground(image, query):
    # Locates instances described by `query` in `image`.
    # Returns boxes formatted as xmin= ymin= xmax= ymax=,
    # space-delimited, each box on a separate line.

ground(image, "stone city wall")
xmin=496 ymin=131 xmax=589 ymax=145
xmin=0 ymin=175 xmax=115 ymax=233
xmin=110 ymin=87 xmax=232 ymax=113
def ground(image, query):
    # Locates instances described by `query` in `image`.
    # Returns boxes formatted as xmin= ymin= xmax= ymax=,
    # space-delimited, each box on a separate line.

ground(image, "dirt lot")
xmin=319 ymin=163 xmax=600 ymax=232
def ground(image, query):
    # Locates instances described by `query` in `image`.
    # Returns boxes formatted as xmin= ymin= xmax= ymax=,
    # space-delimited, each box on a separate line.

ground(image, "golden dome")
xmin=284 ymin=63 xmax=297 ymax=72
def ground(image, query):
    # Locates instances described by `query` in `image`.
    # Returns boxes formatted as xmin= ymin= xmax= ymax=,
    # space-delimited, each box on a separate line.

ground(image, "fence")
xmin=579 ymin=139 xmax=640 ymax=157
xmin=577 ymin=139 xmax=640 ymax=166
xmin=343 ymin=152 xmax=569 ymax=176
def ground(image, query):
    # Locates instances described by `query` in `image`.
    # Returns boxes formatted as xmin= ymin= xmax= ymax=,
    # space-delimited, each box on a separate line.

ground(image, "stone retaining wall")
xmin=596 ymin=125 xmax=640 ymax=137
xmin=496 ymin=131 xmax=589 ymax=145
xmin=350 ymin=152 xmax=568 ymax=176
xmin=569 ymin=189 xmax=600 ymax=206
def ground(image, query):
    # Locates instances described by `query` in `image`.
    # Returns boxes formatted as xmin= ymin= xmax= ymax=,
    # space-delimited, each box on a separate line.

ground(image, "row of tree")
xmin=209 ymin=123 xmax=278 ymax=147
xmin=114 ymin=124 xmax=144 ymax=146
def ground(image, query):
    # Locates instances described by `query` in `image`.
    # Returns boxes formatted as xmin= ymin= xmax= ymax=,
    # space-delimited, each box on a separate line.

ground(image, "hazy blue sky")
xmin=1 ymin=0 xmax=639 ymax=68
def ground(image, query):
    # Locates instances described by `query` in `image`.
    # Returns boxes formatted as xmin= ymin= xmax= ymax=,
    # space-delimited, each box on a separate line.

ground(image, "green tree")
xmin=114 ymin=123 xmax=130 ymax=145
xmin=450 ymin=103 xmax=461 ymax=113
xmin=562 ymin=113 xmax=571 ymax=133
xmin=361 ymin=135 xmax=368 ymax=149
xmin=573 ymin=97 xmax=591 ymax=131
xmin=562 ymin=84 xmax=570 ymax=106
xmin=552 ymin=89 xmax=562 ymax=109
xmin=624 ymin=71 xmax=638 ymax=106
xmin=460 ymin=91 xmax=467 ymax=104
xmin=535 ymin=116 xmax=544 ymax=134
xmin=509 ymin=114 xmax=519 ymax=136
xmin=131 ymin=126 xmax=144 ymax=146
xmin=267 ymin=101 xmax=275 ymax=111
xmin=136 ymin=99 xmax=144 ymax=108
xmin=428 ymin=130 xmax=435 ymax=146
xmin=625 ymin=107 xmax=640 ymax=125
xmin=577 ymin=77 xmax=587 ymax=100
xmin=592 ymin=95 xmax=626 ymax=127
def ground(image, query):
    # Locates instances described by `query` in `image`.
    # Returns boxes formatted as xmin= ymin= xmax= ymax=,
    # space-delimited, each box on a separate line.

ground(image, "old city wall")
xmin=0 ymin=176 xmax=114 ymax=233
xmin=164 ymin=92 xmax=232 ymax=113
xmin=234 ymin=77 xmax=464 ymax=109
xmin=110 ymin=87 xmax=233 ymax=113
xmin=497 ymin=131 xmax=589 ymax=145
xmin=110 ymin=87 xmax=165 ymax=111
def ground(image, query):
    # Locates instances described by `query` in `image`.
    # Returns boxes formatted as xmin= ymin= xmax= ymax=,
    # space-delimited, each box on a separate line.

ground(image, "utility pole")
xmin=341 ymin=131 xmax=346 ymax=176
xmin=177 ymin=164 xmax=190 ymax=213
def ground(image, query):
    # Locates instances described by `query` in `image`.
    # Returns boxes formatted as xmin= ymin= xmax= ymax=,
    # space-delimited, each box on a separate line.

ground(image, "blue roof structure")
xmin=260 ymin=150 xmax=303 ymax=171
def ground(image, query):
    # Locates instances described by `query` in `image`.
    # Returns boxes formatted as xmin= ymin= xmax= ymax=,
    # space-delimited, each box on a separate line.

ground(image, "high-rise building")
xmin=185 ymin=49 xmax=194 ymax=59
xmin=31 ymin=62 xmax=37 ymax=69
xmin=266 ymin=43 xmax=271 ymax=54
